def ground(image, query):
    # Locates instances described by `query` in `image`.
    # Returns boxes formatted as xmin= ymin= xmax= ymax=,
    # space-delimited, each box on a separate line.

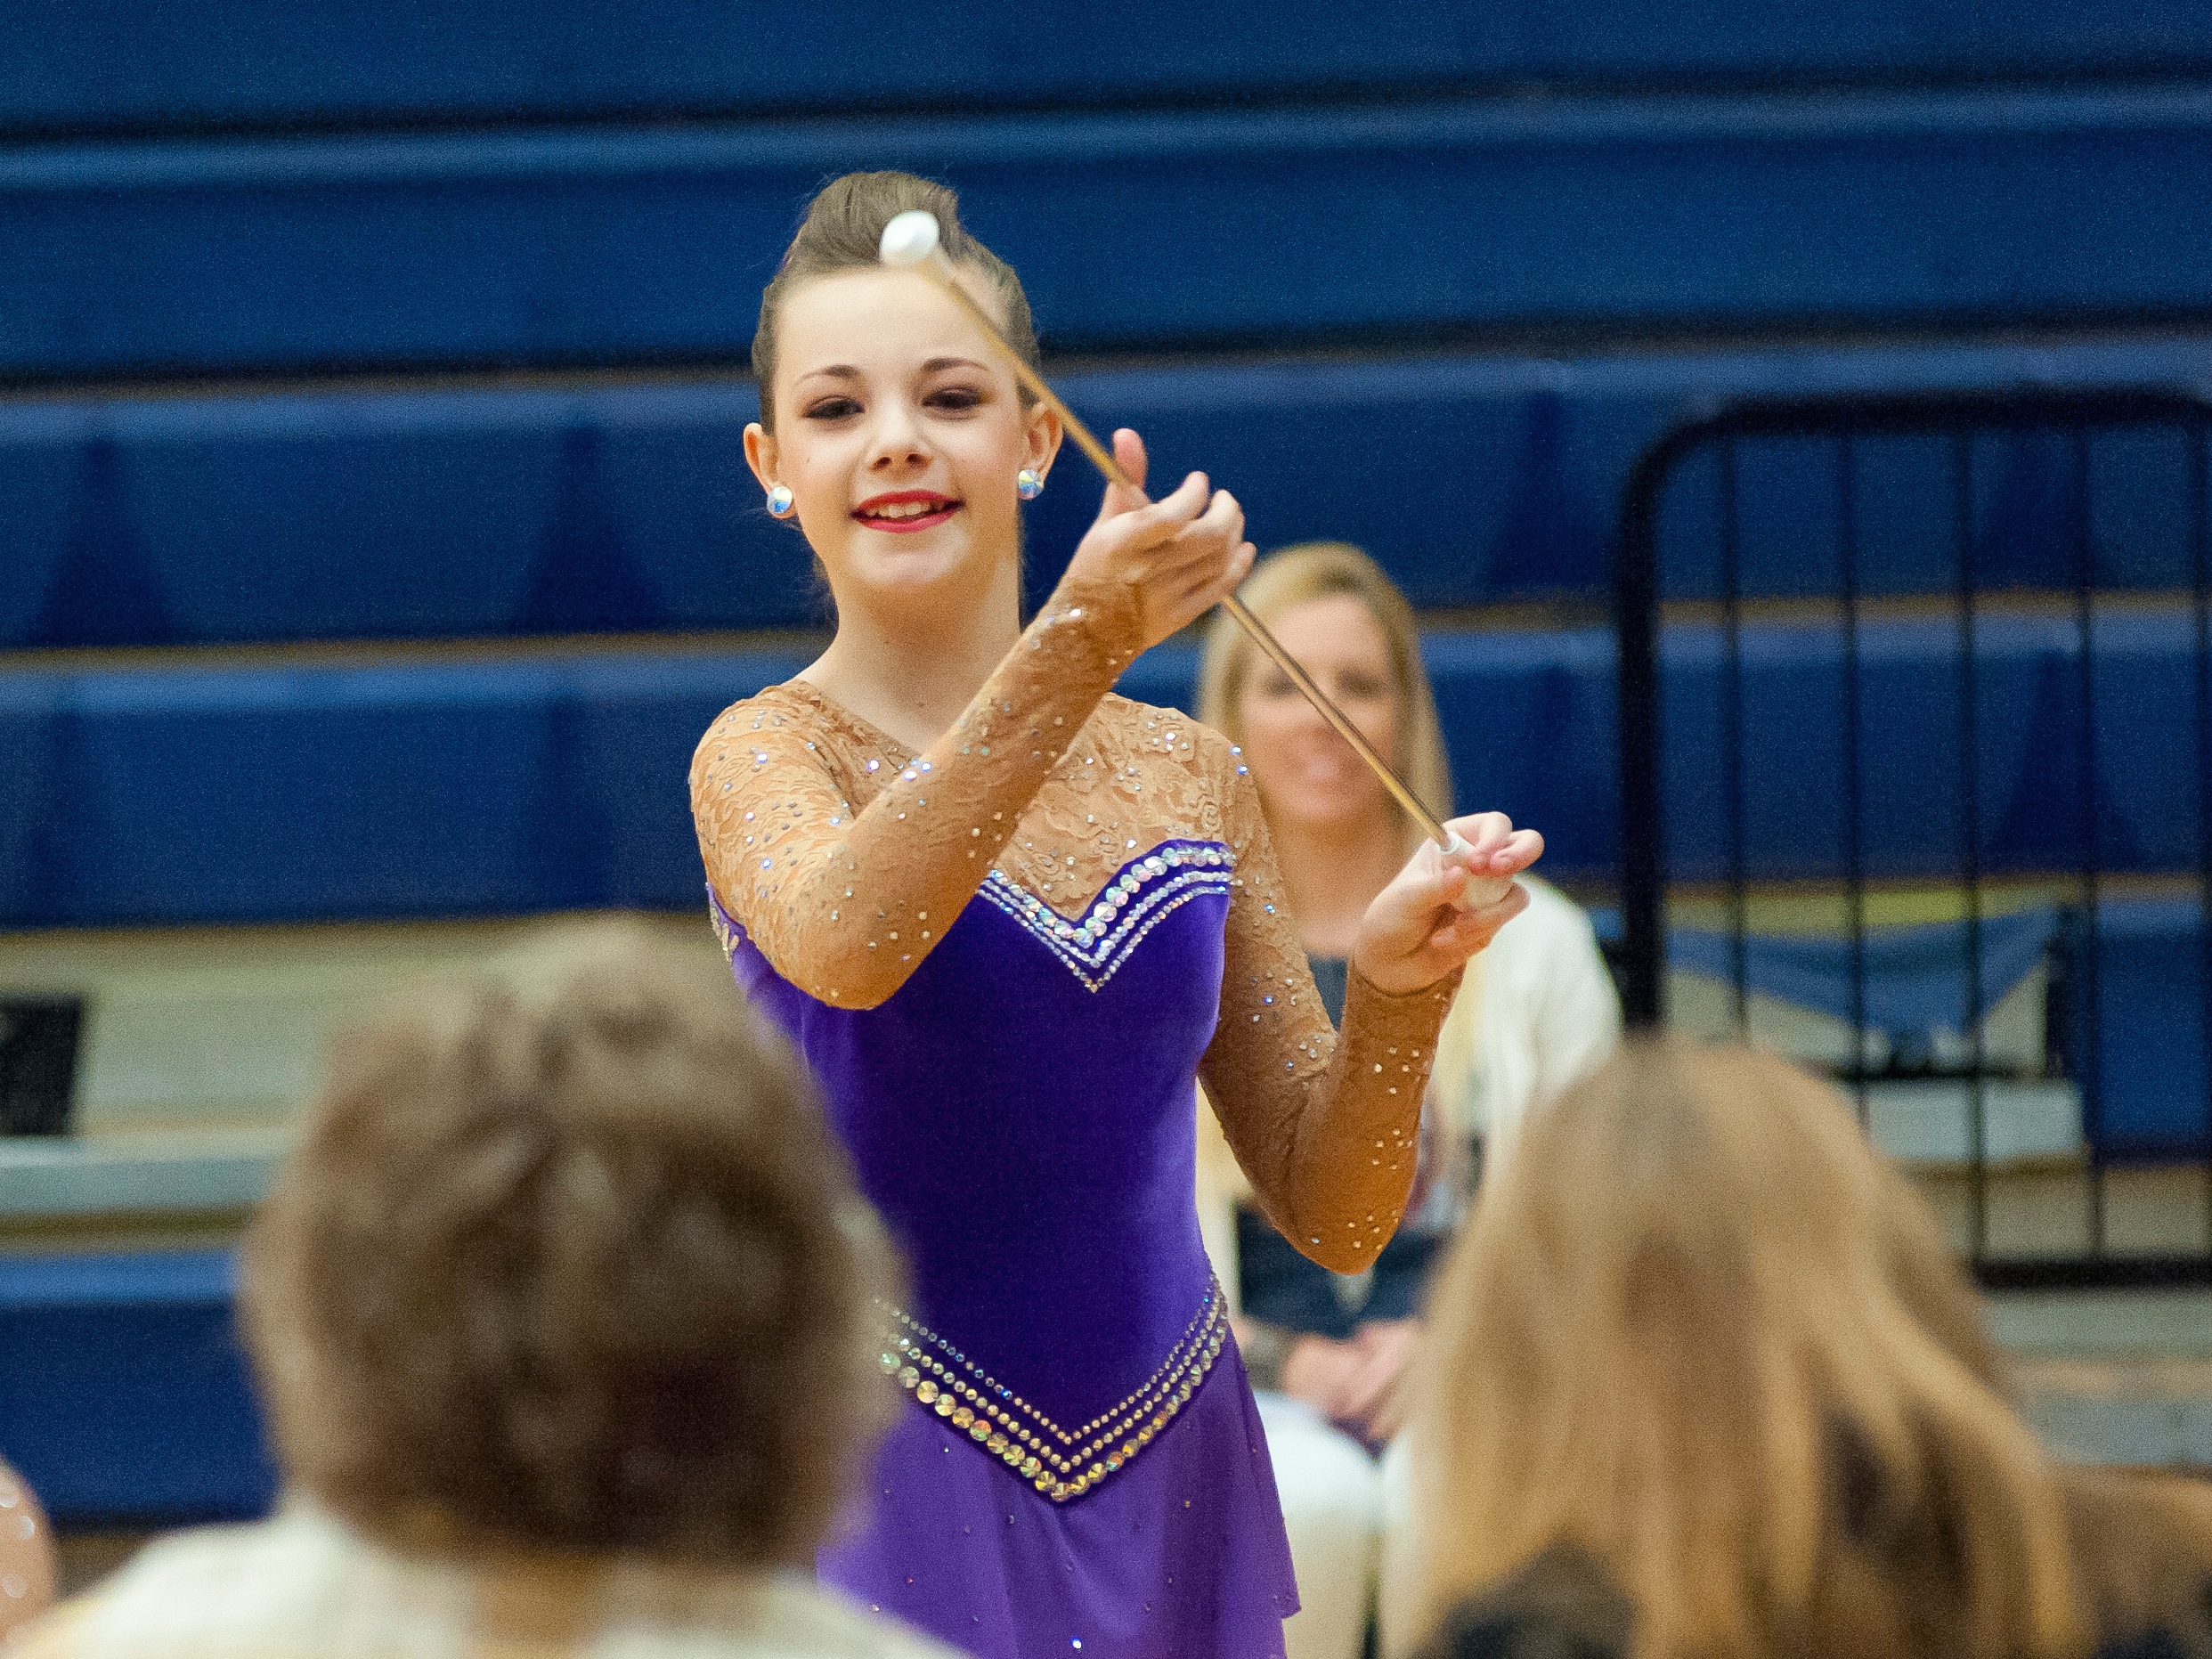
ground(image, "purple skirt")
xmin=821 ymin=1334 xmax=1296 ymax=1659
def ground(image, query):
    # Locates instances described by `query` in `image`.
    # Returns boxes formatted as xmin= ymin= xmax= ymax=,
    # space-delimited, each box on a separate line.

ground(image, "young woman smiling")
xmin=689 ymin=172 xmax=1542 ymax=1659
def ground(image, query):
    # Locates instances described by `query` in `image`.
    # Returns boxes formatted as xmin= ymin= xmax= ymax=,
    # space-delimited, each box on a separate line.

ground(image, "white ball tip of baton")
xmin=1439 ymin=829 xmax=1515 ymax=911
xmin=880 ymin=210 xmax=942 ymax=269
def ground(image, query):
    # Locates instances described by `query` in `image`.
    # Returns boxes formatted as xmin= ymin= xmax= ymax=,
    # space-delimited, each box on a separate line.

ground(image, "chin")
xmin=845 ymin=526 xmax=967 ymax=570
xmin=1275 ymin=794 xmax=1384 ymax=834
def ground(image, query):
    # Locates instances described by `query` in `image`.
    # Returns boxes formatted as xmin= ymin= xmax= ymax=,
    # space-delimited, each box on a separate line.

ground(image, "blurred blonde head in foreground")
xmin=1407 ymin=1039 xmax=2212 ymax=1659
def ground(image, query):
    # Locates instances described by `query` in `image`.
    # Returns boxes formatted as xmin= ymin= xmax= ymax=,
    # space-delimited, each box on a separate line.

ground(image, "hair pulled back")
xmin=752 ymin=171 xmax=1041 ymax=430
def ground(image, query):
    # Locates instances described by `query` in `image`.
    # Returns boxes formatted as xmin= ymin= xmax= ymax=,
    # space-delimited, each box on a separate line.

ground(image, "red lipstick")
xmin=853 ymin=490 xmax=960 ymax=533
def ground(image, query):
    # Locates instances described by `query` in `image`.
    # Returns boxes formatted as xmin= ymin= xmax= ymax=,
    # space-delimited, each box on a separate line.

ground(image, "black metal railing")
xmin=1614 ymin=388 xmax=2212 ymax=1287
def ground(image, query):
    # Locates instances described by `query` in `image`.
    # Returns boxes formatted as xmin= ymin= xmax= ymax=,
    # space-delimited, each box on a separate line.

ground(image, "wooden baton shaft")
xmin=914 ymin=251 xmax=1456 ymax=850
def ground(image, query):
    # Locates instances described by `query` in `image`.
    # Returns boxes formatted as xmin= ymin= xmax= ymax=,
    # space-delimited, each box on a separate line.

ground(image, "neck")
xmin=803 ymin=559 xmax=1022 ymax=752
xmin=1267 ymin=807 xmax=1409 ymax=958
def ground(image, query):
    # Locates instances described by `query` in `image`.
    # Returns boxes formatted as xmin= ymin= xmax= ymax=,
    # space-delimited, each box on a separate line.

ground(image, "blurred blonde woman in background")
xmin=1194 ymin=543 xmax=1620 ymax=1659
xmin=1403 ymin=1040 xmax=2212 ymax=1659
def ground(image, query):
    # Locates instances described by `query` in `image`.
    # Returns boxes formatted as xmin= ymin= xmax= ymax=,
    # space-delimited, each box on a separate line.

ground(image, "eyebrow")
xmin=794 ymin=356 xmax=989 ymax=385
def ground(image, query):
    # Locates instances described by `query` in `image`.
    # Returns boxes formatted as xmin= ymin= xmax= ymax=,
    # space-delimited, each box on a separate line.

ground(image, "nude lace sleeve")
xmin=690 ymin=578 xmax=1143 ymax=1009
xmin=1197 ymin=747 xmax=1460 ymax=1274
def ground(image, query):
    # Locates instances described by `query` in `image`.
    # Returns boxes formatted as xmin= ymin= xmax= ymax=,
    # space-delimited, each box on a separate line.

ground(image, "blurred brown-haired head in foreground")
xmin=241 ymin=918 xmax=894 ymax=1566
xmin=1407 ymin=1039 xmax=2212 ymax=1659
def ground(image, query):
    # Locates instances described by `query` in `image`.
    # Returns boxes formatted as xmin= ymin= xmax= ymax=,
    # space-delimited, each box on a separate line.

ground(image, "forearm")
xmin=1263 ymin=967 xmax=1460 ymax=1272
xmin=694 ymin=575 xmax=1141 ymax=1007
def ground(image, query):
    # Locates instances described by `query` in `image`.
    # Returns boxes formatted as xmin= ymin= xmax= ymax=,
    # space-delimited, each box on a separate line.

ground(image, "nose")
xmin=1294 ymin=676 xmax=1346 ymax=736
xmin=866 ymin=396 xmax=931 ymax=473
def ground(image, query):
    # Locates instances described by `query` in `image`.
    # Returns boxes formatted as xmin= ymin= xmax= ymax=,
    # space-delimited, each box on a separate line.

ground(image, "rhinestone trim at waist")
xmin=875 ymin=1275 xmax=1230 ymax=1504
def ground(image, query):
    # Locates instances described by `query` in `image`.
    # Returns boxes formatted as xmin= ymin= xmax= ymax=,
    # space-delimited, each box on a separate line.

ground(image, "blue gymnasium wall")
xmin=2 ymin=612 xmax=2196 ymax=926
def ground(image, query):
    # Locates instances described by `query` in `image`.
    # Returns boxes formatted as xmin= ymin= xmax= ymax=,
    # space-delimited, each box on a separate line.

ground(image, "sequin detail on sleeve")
xmin=689 ymin=578 xmax=1143 ymax=1010
xmin=1195 ymin=736 xmax=1460 ymax=1275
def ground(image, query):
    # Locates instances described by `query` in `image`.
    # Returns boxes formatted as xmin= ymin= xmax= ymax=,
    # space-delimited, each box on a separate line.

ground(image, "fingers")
xmin=1443 ymin=815 xmax=1545 ymax=877
xmin=1378 ymin=824 xmax=1536 ymax=931
xmin=1447 ymin=811 xmax=1515 ymax=861
xmin=1370 ymin=876 xmax=1530 ymax=987
xmin=1114 ymin=427 xmax=1149 ymax=495
xmin=1337 ymin=1328 xmax=1417 ymax=1439
xmin=1363 ymin=1374 xmax=1411 ymax=1444
xmin=1150 ymin=485 xmax=1244 ymax=570
xmin=1065 ymin=443 xmax=1254 ymax=644
xmin=1420 ymin=880 xmax=1531 ymax=962
xmin=1193 ymin=541 xmax=1256 ymax=604
xmin=1385 ymin=837 xmax=1481 ymax=919
xmin=1354 ymin=821 xmax=1540 ymax=991
xmin=1094 ymin=428 xmax=1155 ymax=522
xmin=1283 ymin=1337 xmax=1365 ymax=1418
xmin=1098 ymin=478 xmax=1250 ymax=618
xmin=1493 ymin=827 xmax=1545 ymax=873
xmin=1335 ymin=1354 xmax=1396 ymax=1430
xmin=1101 ymin=469 xmax=1208 ymax=546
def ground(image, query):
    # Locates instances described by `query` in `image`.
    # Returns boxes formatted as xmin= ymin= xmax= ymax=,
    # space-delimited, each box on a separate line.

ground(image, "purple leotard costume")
xmin=692 ymin=580 xmax=1457 ymax=1659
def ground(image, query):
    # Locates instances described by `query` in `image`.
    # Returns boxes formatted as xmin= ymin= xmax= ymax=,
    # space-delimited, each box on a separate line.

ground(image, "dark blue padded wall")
xmin=7 ymin=1 xmax=2210 ymax=134
xmin=6 ymin=87 xmax=2212 ymax=378
xmin=2068 ymin=901 xmax=2212 ymax=1159
xmin=1655 ymin=419 xmax=2212 ymax=599
xmin=9 ymin=334 xmax=2212 ymax=652
xmin=0 ymin=1252 xmax=274 ymax=1527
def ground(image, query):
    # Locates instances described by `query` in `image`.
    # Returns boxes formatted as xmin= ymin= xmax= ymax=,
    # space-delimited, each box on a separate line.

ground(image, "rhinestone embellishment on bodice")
xmin=976 ymin=840 xmax=1234 ymax=992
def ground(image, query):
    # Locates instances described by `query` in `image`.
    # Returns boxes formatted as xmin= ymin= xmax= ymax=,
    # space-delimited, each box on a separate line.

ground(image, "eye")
xmin=803 ymin=395 xmax=862 ymax=421
xmin=926 ymin=383 xmax=986 ymax=412
xmin=1340 ymin=671 xmax=1390 ymax=699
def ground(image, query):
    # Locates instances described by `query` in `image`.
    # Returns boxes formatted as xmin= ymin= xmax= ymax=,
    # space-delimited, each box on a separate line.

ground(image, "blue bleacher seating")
xmin=6 ymin=1 xmax=2208 ymax=137
xmin=0 ymin=647 xmax=801 ymax=927
xmin=6 ymin=334 xmax=2210 ymax=653
xmin=4 ymin=85 xmax=2212 ymax=378
xmin=0 ymin=1251 xmax=273 ymax=1527
xmin=0 ymin=611 xmax=2194 ymax=927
